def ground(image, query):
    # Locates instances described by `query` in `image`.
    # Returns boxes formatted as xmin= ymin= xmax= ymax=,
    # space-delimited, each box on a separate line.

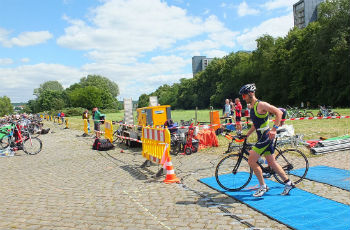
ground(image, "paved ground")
xmin=0 ymin=121 xmax=349 ymax=230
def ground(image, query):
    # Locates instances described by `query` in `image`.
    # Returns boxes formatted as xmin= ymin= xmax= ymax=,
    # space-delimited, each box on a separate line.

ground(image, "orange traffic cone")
xmin=163 ymin=158 xmax=180 ymax=184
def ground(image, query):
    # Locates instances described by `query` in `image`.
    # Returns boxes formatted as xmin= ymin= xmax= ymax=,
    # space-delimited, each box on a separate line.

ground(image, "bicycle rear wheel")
xmin=305 ymin=112 xmax=314 ymax=117
xmin=23 ymin=137 xmax=42 ymax=155
xmin=215 ymin=153 xmax=252 ymax=191
xmin=273 ymin=149 xmax=308 ymax=184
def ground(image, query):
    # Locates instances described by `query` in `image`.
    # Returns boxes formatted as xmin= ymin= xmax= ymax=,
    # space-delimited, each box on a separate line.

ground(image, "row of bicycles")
xmin=0 ymin=115 xmax=43 ymax=155
xmin=286 ymin=105 xmax=340 ymax=118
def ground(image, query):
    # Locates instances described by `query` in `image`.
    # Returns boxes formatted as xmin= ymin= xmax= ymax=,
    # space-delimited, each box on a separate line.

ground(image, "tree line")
xmin=138 ymin=0 xmax=349 ymax=109
xmin=26 ymin=75 xmax=120 ymax=114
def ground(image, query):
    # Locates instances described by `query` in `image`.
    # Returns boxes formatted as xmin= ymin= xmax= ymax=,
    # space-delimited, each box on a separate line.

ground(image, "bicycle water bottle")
xmin=258 ymin=157 xmax=264 ymax=164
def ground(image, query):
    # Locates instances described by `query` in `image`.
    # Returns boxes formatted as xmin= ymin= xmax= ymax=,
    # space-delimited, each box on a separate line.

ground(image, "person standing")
xmin=239 ymin=83 xmax=295 ymax=197
xmin=222 ymin=99 xmax=232 ymax=124
xmin=234 ymin=98 xmax=242 ymax=134
xmin=92 ymin=107 xmax=102 ymax=138
xmin=60 ymin=111 xmax=65 ymax=124
xmin=82 ymin=109 xmax=90 ymax=132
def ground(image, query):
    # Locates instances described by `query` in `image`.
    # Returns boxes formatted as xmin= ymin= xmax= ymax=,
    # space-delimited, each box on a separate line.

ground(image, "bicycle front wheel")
xmin=273 ymin=149 xmax=308 ymax=184
xmin=215 ymin=153 xmax=252 ymax=191
xmin=23 ymin=137 xmax=42 ymax=155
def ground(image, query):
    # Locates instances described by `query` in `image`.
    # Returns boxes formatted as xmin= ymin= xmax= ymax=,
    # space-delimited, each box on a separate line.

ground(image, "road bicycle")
xmin=286 ymin=105 xmax=313 ymax=118
xmin=317 ymin=105 xmax=340 ymax=117
xmin=0 ymin=121 xmax=42 ymax=155
xmin=215 ymin=130 xmax=309 ymax=191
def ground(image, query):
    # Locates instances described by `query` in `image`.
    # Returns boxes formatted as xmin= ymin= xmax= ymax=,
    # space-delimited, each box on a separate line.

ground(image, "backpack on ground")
xmin=92 ymin=138 xmax=114 ymax=151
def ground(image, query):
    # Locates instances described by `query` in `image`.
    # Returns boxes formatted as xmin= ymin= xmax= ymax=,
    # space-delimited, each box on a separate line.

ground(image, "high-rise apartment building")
xmin=293 ymin=0 xmax=325 ymax=29
xmin=192 ymin=56 xmax=213 ymax=76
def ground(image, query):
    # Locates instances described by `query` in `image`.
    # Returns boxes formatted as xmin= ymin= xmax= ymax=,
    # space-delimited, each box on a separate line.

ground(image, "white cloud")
xmin=57 ymin=0 xmax=204 ymax=61
xmin=20 ymin=58 xmax=30 ymax=63
xmin=0 ymin=63 xmax=85 ymax=102
xmin=204 ymin=50 xmax=227 ymax=58
xmin=0 ymin=28 xmax=53 ymax=47
xmin=238 ymin=1 xmax=259 ymax=17
xmin=262 ymin=0 xmax=295 ymax=11
xmin=0 ymin=58 xmax=13 ymax=65
xmin=57 ymin=0 xmax=237 ymax=63
xmin=237 ymin=13 xmax=293 ymax=50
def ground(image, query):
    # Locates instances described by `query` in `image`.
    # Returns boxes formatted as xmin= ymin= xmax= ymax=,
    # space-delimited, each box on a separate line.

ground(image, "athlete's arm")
xmin=258 ymin=102 xmax=282 ymax=139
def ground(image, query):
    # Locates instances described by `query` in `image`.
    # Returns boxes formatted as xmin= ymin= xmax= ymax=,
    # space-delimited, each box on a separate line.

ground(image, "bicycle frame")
xmin=231 ymin=134 xmax=285 ymax=176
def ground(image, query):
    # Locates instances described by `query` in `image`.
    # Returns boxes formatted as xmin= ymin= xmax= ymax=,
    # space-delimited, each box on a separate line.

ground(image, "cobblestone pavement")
xmin=0 ymin=122 xmax=349 ymax=230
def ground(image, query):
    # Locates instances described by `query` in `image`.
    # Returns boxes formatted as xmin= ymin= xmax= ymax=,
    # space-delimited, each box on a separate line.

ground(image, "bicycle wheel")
xmin=332 ymin=112 xmax=340 ymax=116
xmin=0 ymin=136 xmax=11 ymax=149
xmin=112 ymin=130 xmax=121 ymax=144
xmin=273 ymin=148 xmax=308 ymax=184
xmin=305 ymin=112 xmax=314 ymax=117
xmin=296 ymin=112 xmax=304 ymax=118
xmin=170 ymin=140 xmax=181 ymax=155
xmin=215 ymin=153 xmax=252 ymax=191
xmin=23 ymin=137 xmax=42 ymax=155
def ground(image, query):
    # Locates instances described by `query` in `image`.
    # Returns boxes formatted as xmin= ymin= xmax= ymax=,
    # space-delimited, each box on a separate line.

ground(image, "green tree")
xmin=79 ymin=75 xmax=119 ymax=98
xmin=138 ymin=94 xmax=149 ymax=108
xmin=37 ymin=90 xmax=65 ymax=111
xmin=34 ymin=81 xmax=64 ymax=97
xmin=69 ymin=86 xmax=114 ymax=109
xmin=0 ymin=96 xmax=13 ymax=116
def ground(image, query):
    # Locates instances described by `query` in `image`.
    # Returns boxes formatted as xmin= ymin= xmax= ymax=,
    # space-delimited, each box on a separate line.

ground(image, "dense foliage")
xmin=140 ymin=0 xmax=349 ymax=109
xmin=26 ymin=75 xmax=121 ymax=114
xmin=0 ymin=96 xmax=14 ymax=116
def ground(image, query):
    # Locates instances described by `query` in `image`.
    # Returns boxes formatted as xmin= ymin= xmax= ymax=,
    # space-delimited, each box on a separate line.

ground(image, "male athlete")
xmin=239 ymin=83 xmax=295 ymax=197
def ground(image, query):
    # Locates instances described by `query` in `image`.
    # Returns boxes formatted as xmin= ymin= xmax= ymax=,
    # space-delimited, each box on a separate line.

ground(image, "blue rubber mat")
xmin=199 ymin=173 xmax=350 ymax=230
xmin=292 ymin=165 xmax=350 ymax=191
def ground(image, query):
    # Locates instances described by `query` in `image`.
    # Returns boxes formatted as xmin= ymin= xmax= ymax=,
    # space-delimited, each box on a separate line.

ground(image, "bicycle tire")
xmin=273 ymin=148 xmax=308 ymax=184
xmin=23 ymin=137 xmax=42 ymax=155
xmin=0 ymin=136 xmax=11 ymax=149
xmin=296 ymin=112 xmax=304 ymax=118
xmin=305 ymin=112 xmax=314 ymax=117
xmin=215 ymin=153 xmax=252 ymax=191
xmin=112 ymin=130 xmax=121 ymax=144
xmin=332 ymin=112 xmax=340 ymax=116
xmin=170 ymin=141 xmax=181 ymax=155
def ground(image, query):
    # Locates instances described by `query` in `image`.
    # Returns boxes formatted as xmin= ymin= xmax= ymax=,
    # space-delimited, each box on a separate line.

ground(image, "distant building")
xmin=293 ymin=0 xmax=325 ymax=29
xmin=192 ymin=56 xmax=213 ymax=76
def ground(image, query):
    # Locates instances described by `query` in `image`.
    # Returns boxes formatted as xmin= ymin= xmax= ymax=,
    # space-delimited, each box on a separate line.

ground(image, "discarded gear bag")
xmin=92 ymin=138 xmax=114 ymax=151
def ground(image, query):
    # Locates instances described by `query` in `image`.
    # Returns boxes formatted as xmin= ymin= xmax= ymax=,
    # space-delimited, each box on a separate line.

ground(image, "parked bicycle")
xmin=0 ymin=121 xmax=42 ymax=155
xmin=215 ymin=129 xmax=309 ymax=191
xmin=286 ymin=105 xmax=313 ymax=118
xmin=317 ymin=105 xmax=340 ymax=117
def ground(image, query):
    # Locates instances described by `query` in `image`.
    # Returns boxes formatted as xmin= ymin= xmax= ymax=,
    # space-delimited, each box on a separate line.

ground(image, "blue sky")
xmin=0 ymin=0 xmax=295 ymax=103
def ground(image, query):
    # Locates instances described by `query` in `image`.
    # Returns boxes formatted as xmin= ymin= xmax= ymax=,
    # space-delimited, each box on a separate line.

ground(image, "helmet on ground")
xmin=239 ymin=83 xmax=256 ymax=95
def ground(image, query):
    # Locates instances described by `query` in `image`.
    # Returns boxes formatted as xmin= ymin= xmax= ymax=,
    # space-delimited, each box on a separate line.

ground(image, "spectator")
xmin=60 ymin=111 xmax=65 ymax=124
xmin=57 ymin=112 xmax=61 ymax=123
xmin=235 ymin=98 xmax=243 ymax=134
xmin=222 ymin=99 xmax=232 ymax=124
xmin=82 ymin=109 xmax=90 ymax=132
xmin=92 ymin=107 xmax=103 ymax=138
